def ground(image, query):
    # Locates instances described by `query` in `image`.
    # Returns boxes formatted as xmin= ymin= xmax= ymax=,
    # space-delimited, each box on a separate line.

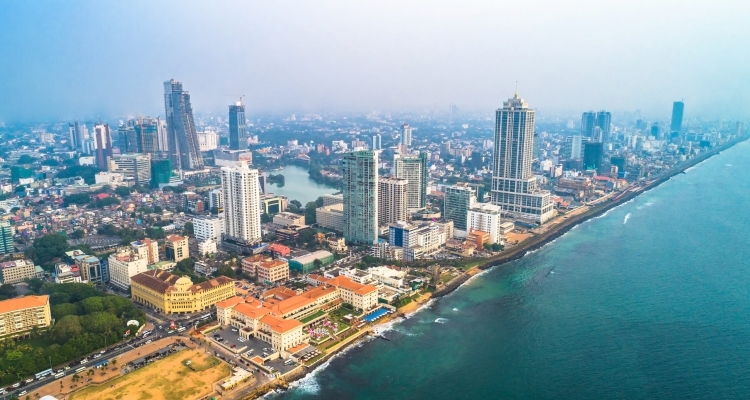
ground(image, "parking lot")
xmin=209 ymin=328 xmax=299 ymax=375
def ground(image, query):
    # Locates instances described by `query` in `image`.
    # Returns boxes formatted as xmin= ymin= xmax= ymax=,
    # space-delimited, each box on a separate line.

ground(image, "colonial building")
xmin=130 ymin=270 xmax=234 ymax=314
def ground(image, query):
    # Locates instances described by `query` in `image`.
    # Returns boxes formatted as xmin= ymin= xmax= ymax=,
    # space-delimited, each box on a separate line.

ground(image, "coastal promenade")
xmin=434 ymin=134 xmax=750 ymax=298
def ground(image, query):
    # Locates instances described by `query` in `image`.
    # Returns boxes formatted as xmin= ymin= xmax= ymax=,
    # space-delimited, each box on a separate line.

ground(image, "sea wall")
xmin=433 ymin=135 xmax=748 ymax=298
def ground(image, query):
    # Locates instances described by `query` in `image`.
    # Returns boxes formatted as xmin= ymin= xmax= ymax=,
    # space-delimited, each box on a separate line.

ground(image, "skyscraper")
xmin=229 ymin=102 xmax=247 ymax=150
xmin=583 ymin=142 xmax=604 ymax=172
xmin=394 ymin=152 xmax=428 ymax=210
xmin=490 ymin=93 xmax=553 ymax=224
xmin=108 ymin=154 xmax=151 ymax=186
xmin=0 ymin=221 xmax=13 ymax=255
xmin=444 ymin=183 xmax=476 ymax=237
xmin=150 ymin=159 xmax=172 ymax=188
xmin=342 ymin=151 xmax=378 ymax=244
xmin=93 ymin=123 xmax=112 ymax=170
xmin=581 ymin=111 xmax=611 ymax=142
xmin=378 ymin=177 xmax=408 ymax=227
xmin=164 ymin=79 xmax=204 ymax=170
xmin=68 ymin=122 xmax=83 ymax=150
xmin=581 ymin=111 xmax=596 ymax=138
xmin=220 ymin=162 xmax=262 ymax=243
xmin=596 ymin=111 xmax=612 ymax=142
xmin=400 ymin=123 xmax=412 ymax=146
xmin=670 ymin=101 xmax=685 ymax=134
xmin=371 ymin=134 xmax=382 ymax=150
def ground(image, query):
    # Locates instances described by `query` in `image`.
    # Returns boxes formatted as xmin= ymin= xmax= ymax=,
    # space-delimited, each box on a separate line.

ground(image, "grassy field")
xmin=69 ymin=348 xmax=230 ymax=400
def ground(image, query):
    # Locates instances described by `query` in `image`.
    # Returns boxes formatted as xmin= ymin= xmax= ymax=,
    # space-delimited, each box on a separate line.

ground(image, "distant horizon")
xmin=1 ymin=1 xmax=748 ymax=122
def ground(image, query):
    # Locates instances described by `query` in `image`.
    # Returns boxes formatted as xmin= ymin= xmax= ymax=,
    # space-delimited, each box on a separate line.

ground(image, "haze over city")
xmin=1 ymin=0 xmax=748 ymax=122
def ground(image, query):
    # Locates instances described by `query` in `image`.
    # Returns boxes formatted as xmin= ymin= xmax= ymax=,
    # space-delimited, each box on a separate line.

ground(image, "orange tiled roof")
xmin=0 ymin=295 xmax=49 ymax=314
xmin=216 ymin=296 xmax=245 ymax=309
xmin=234 ymin=303 xmax=271 ymax=319
xmin=268 ymin=295 xmax=316 ymax=316
xmin=260 ymin=314 xmax=303 ymax=334
xmin=329 ymin=276 xmax=377 ymax=295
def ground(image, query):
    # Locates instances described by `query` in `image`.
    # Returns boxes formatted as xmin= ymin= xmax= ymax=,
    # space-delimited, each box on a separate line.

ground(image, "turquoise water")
xmin=264 ymin=165 xmax=338 ymax=205
xmin=275 ymin=139 xmax=750 ymax=399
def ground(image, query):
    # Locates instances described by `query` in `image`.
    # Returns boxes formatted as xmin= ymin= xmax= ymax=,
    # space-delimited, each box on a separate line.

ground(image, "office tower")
xmin=400 ymin=123 xmax=412 ymax=146
xmin=220 ymin=162 xmax=262 ymax=243
xmin=394 ymin=152 xmax=428 ymax=210
xmin=490 ymin=93 xmax=553 ymax=224
xmin=150 ymin=159 xmax=172 ymax=188
xmin=108 ymin=153 xmax=151 ymax=186
xmin=0 ymin=221 xmax=13 ymax=255
xmin=163 ymin=79 xmax=204 ymax=170
xmin=581 ymin=111 xmax=596 ymax=138
xmin=118 ymin=125 xmax=139 ymax=153
xmin=610 ymin=156 xmax=626 ymax=173
xmin=371 ymin=134 xmax=382 ymax=150
xmin=378 ymin=177 xmax=408 ymax=226
xmin=444 ymin=184 xmax=476 ymax=237
xmin=470 ymin=151 xmax=484 ymax=170
xmin=93 ymin=123 xmax=112 ymax=170
xmin=342 ymin=151 xmax=378 ymax=244
xmin=229 ymin=102 xmax=247 ymax=150
xmin=68 ymin=122 xmax=80 ymax=150
xmin=128 ymin=117 xmax=163 ymax=155
xmin=650 ymin=123 xmax=660 ymax=139
xmin=670 ymin=101 xmax=685 ymax=134
xmin=583 ymin=142 xmax=604 ymax=172
xmin=596 ymin=111 xmax=612 ymax=142
xmin=564 ymin=135 xmax=591 ymax=160
xmin=197 ymin=130 xmax=219 ymax=152
xmin=257 ymin=175 xmax=266 ymax=194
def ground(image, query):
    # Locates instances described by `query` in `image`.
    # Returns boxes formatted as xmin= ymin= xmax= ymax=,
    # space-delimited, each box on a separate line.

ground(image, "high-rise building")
xmin=229 ymin=103 xmax=247 ymax=150
xmin=394 ymin=152 xmax=428 ymax=210
xmin=342 ymin=151 xmax=378 ymax=244
xmin=467 ymin=203 xmax=505 ymax=245
xmin=400 ymin=123 xmax=412 ymax=146
xmin=165 ymin=234 xmax=189 ymax=262
xmin=118 ymin=125 xmax=139 ymax=153
xmin=378 ymin=177 xmax=408 ymax=227
xmin=127 ymin=117 xmax=164 ymax=156
xmin=108 ymin=153 xmax=151 ymax=186
xmin=150 ymin=159 xmax=172 ymax=188
xmin=490 ymin=93 xmax=553 ymax=224
xmin=581 ymin=111 xmax=611 ymax=142
xmin=583 ymin=142 xmax=604 ymax=172
xmin=194 ymin=216 xmax=224 ymax=242
xmin=68 ymin=122 xmax=83 ymax=150
xmin=209 ymin=188 xmax=223 ymax=211
xmin=650 ymin=123 xmax=660 ymax=139
xmin=564 ymin=135 xmax=591 ymax=160
xmin=93 ymin=123 xmax=113 ymax=170
xmin=164 ymin=79 xmax=204 ymax=170
xmin=670 ymin=101 xmax=685 ymax=134
xmin=220 ymin=162 xmax=262 ymax=243
xmin=371 ymin=134 xmax=382 ymax=150
xmin=0 ymin=222 xmax=14 ymax=255
xmin=444 ymin=183 xmax=476 ymax=237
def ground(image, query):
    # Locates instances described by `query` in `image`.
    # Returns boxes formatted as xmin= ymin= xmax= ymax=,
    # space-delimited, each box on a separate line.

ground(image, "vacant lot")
xmin=69 ymin=348 xmax=230 ymax=400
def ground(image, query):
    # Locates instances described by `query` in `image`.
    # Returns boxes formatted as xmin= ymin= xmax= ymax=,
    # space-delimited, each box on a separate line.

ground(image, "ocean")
xmin=274 ymin=140 xmax=750 ymax=400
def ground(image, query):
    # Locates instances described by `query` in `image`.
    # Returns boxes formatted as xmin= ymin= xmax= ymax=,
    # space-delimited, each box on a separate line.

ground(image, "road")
xmin=0 ymin=313 xmax=211 ymax=400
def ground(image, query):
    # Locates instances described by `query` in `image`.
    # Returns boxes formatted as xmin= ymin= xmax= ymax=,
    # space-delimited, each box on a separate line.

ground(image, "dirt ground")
xmin=505 ymin=231 xmax=533 ymax=245
xmin=67 ymin=348 xmax=230 ymax=400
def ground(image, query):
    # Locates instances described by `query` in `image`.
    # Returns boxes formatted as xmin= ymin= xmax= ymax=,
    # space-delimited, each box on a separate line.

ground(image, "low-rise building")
xmin=257 ymin=259 xmax=290 ymax=284
xmin=54 ymin=263 xmax=82 ymax=284
xmin=307 ymin=275 xmax=379 ymax=312
xmin=288 ymin=250 xmax=334 ymax=274
xmin=165 ymin=234 xmax=189 ymax=262
xmin=130 ymin=270 xmax=234 ymax=314
xmin=72 ymin=254 xmax=105 ymax=284
xmin=467 ymin=203 xmax=506 ymax=245
xmin=316 ymin=204 xmax=344 ymax=232
xmin=0 ymin=259 xmax=36 ymax=284
xmin=367 ymin=265 xmax=407 ymax=288
xmin=326 ymin=236 xmax=348 ymax=253
xmin=108 ymin=248 xmax=149 ymax=290
xmin=198 ymin=239 xmax=218 ymax=257
xmin=194 ymin=216 xmax=224 ymax=242
xmin=131 ymin=239 xmax=159 ymax=265
xmin=0 ymin=295 xmax=52 ymax=339
xmin=273 ymin=212 xmax=305 ymax=228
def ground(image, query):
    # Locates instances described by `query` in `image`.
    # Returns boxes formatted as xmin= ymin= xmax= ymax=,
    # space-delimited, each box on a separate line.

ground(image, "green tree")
xmin=51 ymin=315 xmax=83 ymax=343
xmin=261 ymin=213 xmax=272 ymax=223
xmin=114 ymin=186 xmax=132 ymax=197
xmin=290 ymin=199 xmax=302 ymax=209
xmin=55 ymin=165 xmax=99 ymax=184
xmin=304 ymin=201 xmax=317 ymax=224
xmin=17 ymin=155 xmax=36 ymax=164
xmin=0 ymin=284 xmax=18 ymax=299
xmin=41 ymin=158 xmax=59 ymax=166
xmin=184 ymin=222 xmax=194 ymax=235
xmin=80 ymin=297 xmax=104 ymax=313
xmin=153 ymin=205 xmax=163 ymax=214
xmin=63 ymin=193 xmax=91 ymax=206
xmin=70 ymin=229 xmax=85 ymax=239
xmin=25 ymin=233 xmax=69 ymax=266
xmin=26 ymin=278 xmax=44 ymax=293
xmin=51 ymin=303 xmax=79 ymax=319
xmin=313 ymin=258 xmax=322 ymax=270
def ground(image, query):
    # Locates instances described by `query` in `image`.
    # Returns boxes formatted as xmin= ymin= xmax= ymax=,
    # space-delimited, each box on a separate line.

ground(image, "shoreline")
xmin=247 ymin=135 xmax=748 ymax=399
xmin=433 ymin=134 xmax=749 ymax=298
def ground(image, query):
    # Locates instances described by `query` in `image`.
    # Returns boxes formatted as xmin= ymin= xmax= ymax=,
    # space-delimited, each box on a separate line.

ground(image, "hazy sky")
xmin=1 ymin=0 xmax=748 ymax=122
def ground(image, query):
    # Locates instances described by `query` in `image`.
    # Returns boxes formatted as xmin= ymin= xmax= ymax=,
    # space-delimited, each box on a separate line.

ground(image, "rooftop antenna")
xmin=514 ymin=81 xmax=519 ymax=98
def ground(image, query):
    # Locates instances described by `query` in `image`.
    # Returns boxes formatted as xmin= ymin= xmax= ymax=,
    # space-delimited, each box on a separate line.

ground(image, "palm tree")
xmin=72 ymin=373 xmax=80 ymax=382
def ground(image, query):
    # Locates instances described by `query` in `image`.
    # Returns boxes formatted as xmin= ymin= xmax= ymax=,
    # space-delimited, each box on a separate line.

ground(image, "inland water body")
xmin=264 ymin=165 xmax=338 ymax=205
xmin=275 ymin=139 xmax=750 ymax=400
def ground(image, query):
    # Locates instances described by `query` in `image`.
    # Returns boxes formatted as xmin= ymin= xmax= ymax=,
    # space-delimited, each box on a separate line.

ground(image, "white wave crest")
xmin=623 ymin=213 xmax=631 ymax=224
xmin=434 ymin=318 xmax=448 ymax=324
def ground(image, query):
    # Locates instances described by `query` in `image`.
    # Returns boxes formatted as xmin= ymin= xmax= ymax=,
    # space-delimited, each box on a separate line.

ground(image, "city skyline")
xmin=0 ymin=1 xmax=748 ymax=122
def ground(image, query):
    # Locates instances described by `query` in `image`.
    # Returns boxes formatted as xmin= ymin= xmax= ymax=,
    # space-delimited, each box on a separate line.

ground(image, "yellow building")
xmin=0 ymin=295 xmax=52 ymax=339
xmin=130 ymin=270 xmax=234 ymax=314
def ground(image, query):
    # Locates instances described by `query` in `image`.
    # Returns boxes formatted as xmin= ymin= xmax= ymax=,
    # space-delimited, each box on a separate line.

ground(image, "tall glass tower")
xmin=490 ymin=93 xmax=553 ymax=224
xmin=164 ymin=79 xmax=204 ymax=170
xmin=394 ymin=152 xmax=428 ymax=210
xmin=229 ymin=102 xmax=247 ymax=150
xmin=670 ymin=101 xmax=685 ymax=134
xmin=342 ymin=151 xmax=378 ymax=244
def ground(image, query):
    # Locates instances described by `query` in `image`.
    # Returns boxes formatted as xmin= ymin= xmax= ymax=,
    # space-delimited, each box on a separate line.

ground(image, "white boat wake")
xmin=623 ymin=213 xmax=631 ymax=224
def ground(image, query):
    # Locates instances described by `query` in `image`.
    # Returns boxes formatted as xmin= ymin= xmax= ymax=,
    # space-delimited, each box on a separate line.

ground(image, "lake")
xmin=264 ymin=165 xmax=338 ymax=205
